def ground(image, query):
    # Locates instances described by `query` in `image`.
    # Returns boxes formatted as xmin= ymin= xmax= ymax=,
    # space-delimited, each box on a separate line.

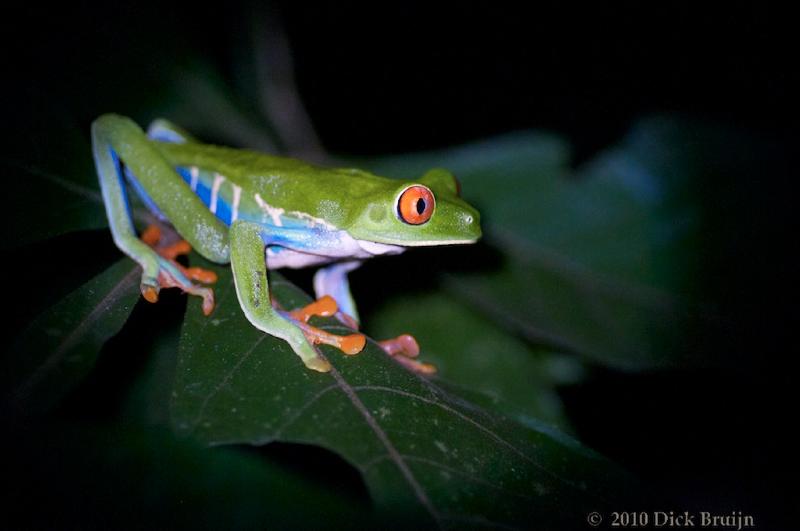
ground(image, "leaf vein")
xmin=352 ymin=385 xmax=579 ymax=490
xmin=190 ymin=333 xmax=268 ymax=432
xmin=327 ymin=363 xmax=441 ymax=526
xmin=273 ymin=383 xmax=339 ymax=438
xmin=363 ymin=453 xmax=537 ymax=502
xmin=12 ymin=263 xmax=139 ymax=402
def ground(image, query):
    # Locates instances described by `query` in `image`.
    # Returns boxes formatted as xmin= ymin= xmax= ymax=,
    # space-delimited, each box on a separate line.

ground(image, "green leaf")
xmin=362 ymin=121 xmax=722 ymax=370
xmin=172 ymin=263 xmax=628 ymax=528
xmin=2 ymin=259 xmax=140 ymax=414
xmin=366 ymin=291 xmax=583 ymax=429
xmin=5 ymin=422 xmax=373 ymax=530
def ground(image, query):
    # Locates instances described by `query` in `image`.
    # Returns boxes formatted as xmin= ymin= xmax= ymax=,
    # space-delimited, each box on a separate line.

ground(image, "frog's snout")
xmin=461 ymin=209 xmax=482 ymax=241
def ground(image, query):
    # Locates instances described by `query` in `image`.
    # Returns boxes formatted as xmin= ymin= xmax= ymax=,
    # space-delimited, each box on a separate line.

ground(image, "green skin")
xmin=92 ymin=114 xmax=481 ymax=372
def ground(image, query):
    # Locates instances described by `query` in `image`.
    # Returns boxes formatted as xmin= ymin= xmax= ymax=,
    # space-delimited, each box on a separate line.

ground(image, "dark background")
xmin=3 ymin=2 xmax=793 ymax=528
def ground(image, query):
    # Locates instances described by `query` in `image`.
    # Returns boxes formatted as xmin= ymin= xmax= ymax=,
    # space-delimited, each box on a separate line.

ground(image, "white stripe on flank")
xmin=189 ymin=166 xmax=199 ymax=191
xmin=254 ymin=193 xmax=285 ymax=226
xmin=210 ymin=173 xmax=225 ymax=213
xmin=289 ymin=210 xmax=337 ymax=230
xmin=231 ymin=184 xmax=242 ymax=222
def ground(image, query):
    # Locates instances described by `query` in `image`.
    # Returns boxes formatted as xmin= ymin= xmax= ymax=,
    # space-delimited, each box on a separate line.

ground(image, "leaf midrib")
xmin=11 ymin=263 xmax=139 ymax=403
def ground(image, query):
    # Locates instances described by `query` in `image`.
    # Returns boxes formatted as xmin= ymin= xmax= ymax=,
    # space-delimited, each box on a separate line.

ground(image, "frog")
xmin=91 ymin=114 xmax=481 ymax=373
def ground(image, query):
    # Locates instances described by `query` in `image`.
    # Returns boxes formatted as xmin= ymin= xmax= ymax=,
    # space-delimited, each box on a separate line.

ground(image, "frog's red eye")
xmin=397 ymin=185 xmax=435 ymax=225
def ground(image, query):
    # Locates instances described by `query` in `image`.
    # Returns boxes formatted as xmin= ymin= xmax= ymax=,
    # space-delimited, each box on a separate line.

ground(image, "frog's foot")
xmin=379 ymin=334 xmax=437 ymax=375
xmin=284 ymin=295 xmax=367 ymax=356
xmin=140 ymin=224 xmax=218 ymax=315
xmin=335 ymin=311 xmax=360 ymax=331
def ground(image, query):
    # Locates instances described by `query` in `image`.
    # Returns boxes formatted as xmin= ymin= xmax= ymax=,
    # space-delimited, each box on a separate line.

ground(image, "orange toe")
xmin=142 ymin=285 xmax=159 ymax=303
xmin=141 ymin=224 xmax=162 ymax=246
xmin=290 ymin=295 xmax=338 ymax=323
xmin=158 ymin=240 xmax=192 ymax=260
xmin=379 ymin=334 xmax=436 ymax=374
xmin=379 ymin=334 xmax=420 ymax=358
xmin=200 ymin=290 xmax=215 ymax=316
xmin=340 ymin=334 xmax=367 ymax=355
xmin=185 ymin=267 xmax=218 ymax=284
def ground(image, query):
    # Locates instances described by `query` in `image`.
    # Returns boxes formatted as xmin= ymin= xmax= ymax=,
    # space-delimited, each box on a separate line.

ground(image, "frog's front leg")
xmin=313 ymin=261 xmax=362 ymax=328
xmin=313 ymin=262 xmax=437 ymax=375
xmin=229 ymin=220 xmax=366 ymax=373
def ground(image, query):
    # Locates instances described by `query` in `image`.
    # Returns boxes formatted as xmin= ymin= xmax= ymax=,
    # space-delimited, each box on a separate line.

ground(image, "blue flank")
xmin=176 ymin=166 xmax=193 ymax=184
xmin=176 ymin=166 xmax=233 ymax=226
xmin=124 ymin=164 xmax=309 ymax=237
xmin=124 ymin=165 xmax=166 ymax=219
xmin=215 ymin=199 xmax=232 ymax=226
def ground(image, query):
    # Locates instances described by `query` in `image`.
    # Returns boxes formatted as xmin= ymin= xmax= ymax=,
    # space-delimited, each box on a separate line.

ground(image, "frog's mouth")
xmin=357 ymin=236 xmax=479 ymax=251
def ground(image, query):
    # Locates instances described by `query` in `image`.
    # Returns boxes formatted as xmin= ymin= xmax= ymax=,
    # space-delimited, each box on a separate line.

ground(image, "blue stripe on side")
xmin=124 ymin=166 xmax=167 ymax=219
xmin=176 ymin=166 xmax=193 ymax=185
xmin=175 ymin=166 xmax=233 ymax=226
xmin=215 ymin=199 xmax=232 ymax=225
xmin=110 ymin=149 xmax=133 ymax=219
xmin=195 ymin=181 xmax=211 ymax=207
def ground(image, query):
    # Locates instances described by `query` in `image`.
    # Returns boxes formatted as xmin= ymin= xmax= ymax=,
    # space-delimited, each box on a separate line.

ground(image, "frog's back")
xmin=151 ymin=141 xmax=395 ymax=230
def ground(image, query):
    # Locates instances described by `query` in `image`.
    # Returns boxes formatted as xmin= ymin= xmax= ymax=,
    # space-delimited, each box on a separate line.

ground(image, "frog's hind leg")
xmin=91 ymin=114 xmax=229 ymax=313
xmin=229 ymin=220 xmax=366 ymax=372
xmin=140 ymin=224 xmax=217 ymax=284
xmin=379 ymin=335 xmax=437 ymax=375
xmin=146 ymin=118 xmax=199 ymax=144
xmin=138 ymin=224 xmax=218 ymax=315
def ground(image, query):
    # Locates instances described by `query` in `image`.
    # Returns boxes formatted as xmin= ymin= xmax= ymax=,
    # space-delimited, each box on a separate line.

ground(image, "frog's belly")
xmin=266 ymin=247 xmax=337 ymax=269
xmin=265 ymin=237 xmax=405 ymax=269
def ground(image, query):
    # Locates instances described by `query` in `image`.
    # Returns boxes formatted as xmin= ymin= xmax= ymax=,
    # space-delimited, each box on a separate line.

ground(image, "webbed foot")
xmin=284 ymin=295 xmax=367 ymax=356
xmin=379 ymin=334 xmax=437 ymax=375
xmin=140 ymin=224 xmax=217 ymax=315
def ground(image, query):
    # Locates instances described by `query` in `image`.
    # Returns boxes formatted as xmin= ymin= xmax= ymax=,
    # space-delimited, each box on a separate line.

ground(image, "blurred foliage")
xmin=1 ymin=3 xmax=779 ymax=529
xmin=363 ymin=122 xmax=732 ymax=370
xmin=4 ymin=423 xmax=373 ymax=530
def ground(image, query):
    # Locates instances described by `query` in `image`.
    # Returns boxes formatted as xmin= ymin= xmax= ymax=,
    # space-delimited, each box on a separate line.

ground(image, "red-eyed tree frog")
xmin=91 ymin=114 xmax=481 ymax=373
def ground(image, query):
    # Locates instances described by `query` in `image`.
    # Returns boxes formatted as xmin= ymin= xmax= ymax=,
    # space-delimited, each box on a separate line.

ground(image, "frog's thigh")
xmin=92 ymin=114 xmax=230 ymax=263
xmin=92 ymin=116 xmax=160 ymax=283
xmin=229 ymin=220 xmax=331 ymax=372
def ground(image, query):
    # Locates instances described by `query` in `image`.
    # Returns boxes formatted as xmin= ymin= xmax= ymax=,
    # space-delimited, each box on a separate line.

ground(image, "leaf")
xmin=5 ymin=422 xmax=373 ymax=530
xmin=172 ymin=263 xmax=629 ymax=528
xmin=366 ymin=291 xmax=584 ymax=430
xmin=361 ymin=121 xmax=723 ymax=370
xmin=2 ymin=259 xmax=140 ymax=415
xmin=123 ymin=321 xmax=183 ymax=427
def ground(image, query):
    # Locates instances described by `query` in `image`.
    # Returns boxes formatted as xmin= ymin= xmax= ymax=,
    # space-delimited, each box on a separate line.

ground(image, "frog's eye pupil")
xmin=397 ymin=185 xmax=435 ymax=225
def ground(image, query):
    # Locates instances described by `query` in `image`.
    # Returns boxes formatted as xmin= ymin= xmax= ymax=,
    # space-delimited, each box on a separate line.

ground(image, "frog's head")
xmin=349 ymin=168 xmax=481 ymax=246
